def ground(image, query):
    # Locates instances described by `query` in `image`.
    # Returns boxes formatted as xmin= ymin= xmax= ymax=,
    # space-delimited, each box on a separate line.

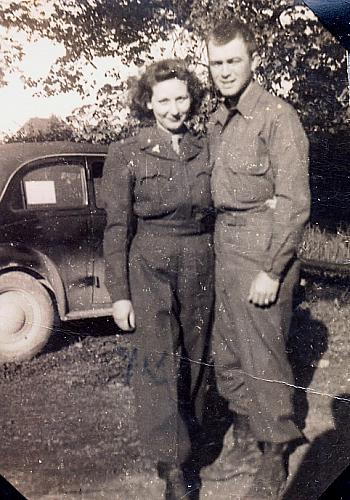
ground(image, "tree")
xmin=4 ymin=115 xmax=75 ymax=142
xmin=184 ymin=0 xmax=348 ymax=133
xmin=0 ymin=0 xmax=190 ymax=92
xmin=1 ymin=1 xmax=348 ymax=141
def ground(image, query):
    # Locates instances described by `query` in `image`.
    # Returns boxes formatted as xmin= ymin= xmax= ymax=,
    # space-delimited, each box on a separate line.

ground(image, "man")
xmin=206 ymin=19 xmax=310 ymax=498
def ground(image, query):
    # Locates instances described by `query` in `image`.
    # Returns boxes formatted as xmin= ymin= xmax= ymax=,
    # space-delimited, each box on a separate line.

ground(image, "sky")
xmin=0 ymin=5 xmax=325 ymax=137
xmin=0 ymin=25 xmax=198 ymax=137
xmin=0 ymin=34 xmax=133 ymax=136
xmin=0 ymin=37 xmax=79 ymax=134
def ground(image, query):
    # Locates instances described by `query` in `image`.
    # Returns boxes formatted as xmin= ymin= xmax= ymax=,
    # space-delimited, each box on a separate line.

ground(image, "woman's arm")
xmin=101 ymin=143 xmax=136 ymax=330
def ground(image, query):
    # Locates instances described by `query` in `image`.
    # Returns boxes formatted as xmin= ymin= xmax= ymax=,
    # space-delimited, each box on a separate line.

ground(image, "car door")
xmin=6 ymin=157 xmax=94 ymax=313
xmin=86 ymin=156 xmax=112 ymax=307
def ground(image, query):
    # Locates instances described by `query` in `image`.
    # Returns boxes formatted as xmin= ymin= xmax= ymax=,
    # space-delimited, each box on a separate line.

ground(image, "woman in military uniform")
xmin=102 ymin=59 xmax=214 ymax=499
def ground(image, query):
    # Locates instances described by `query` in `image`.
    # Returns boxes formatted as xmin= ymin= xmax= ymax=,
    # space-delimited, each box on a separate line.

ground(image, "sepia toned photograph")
xmin=0 ymin=1 xmax=349 ymax=499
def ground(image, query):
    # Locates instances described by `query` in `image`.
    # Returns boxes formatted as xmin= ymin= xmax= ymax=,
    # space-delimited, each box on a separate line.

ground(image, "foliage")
xmin=0 ymin=1 xmax=348 ymax=141
xmin=3 ymin=115 xmax=75 ymax=143
xmin=183 ymin=0 xmax=348 ymax=133
xmin=0 ymin=0 xmax=190 ymax=92
xmin=299 ymin=224 xmax=350 ymax=264
xmin=65 ymin=80 xmax=142 ymax=143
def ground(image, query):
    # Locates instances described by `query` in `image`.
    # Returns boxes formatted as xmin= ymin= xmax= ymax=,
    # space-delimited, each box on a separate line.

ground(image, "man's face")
xmin=207 ymin=36 xmax=258 ymax=98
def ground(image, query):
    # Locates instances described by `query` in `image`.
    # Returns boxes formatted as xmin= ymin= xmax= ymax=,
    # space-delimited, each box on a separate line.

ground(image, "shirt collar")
xmin=212 ymin=80 xmax=264 ymax=125
xmin=137 ymin=125 xmax=202 ymax=160
xmin=156 ymin=122 xmax=184 ymax=141
xmin=138 ymin=125 xmax=183 ymax=149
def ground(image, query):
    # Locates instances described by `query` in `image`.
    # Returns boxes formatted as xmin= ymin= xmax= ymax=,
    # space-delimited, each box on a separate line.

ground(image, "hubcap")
xmin=0 ymin=292 xmax=28 ymax=339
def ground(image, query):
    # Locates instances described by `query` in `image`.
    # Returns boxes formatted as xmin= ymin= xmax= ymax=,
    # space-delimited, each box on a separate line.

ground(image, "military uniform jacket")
xmin=101 ymin=126 xmax=213 ymax=302
xmin=209 ymin=81 xmax=311 ymax=278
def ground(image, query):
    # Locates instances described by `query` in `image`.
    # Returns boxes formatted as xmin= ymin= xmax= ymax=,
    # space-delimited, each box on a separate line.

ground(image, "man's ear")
xmin=146 ymin=102 xmax=153 ymax=111
xmin=251 ymin=52 xmax=261 ymax=72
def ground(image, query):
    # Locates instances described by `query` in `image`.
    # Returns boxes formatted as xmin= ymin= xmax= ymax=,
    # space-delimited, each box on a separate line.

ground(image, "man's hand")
xmin=112 ymin=300 xmax=135 ymax=331
xmin=248 ymin=271 xmax=280 ymax=307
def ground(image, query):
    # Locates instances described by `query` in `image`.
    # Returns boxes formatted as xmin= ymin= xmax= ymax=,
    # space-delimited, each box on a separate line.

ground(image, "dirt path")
xmin=0 ymin=297 xmax=349 ymax=500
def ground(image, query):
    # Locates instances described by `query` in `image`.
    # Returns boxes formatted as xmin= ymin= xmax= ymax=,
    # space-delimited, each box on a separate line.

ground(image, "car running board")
xmin=63 ymin=307 xmax=113 ymax=321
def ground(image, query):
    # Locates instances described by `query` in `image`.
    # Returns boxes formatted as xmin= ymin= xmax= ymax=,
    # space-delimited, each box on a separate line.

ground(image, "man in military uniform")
xmin=206 ymin=19 xmax=310 ymax=497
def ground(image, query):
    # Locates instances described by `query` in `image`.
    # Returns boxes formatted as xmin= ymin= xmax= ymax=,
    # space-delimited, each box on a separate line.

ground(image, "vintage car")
xmin=0 ymin=142 xmax=113 ymax=363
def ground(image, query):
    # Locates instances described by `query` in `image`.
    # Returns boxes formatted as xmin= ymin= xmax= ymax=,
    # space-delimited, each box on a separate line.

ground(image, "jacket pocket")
xmin=134 ymin=163 xmax=173 ymax=209
xmin=235 ymin=133 xmax=270 ymax=176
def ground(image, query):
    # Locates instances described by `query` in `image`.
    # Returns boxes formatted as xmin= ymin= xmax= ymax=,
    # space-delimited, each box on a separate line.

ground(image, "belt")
xmin=137 ymin=217 xmax=212 ymax=236
xmin=217 ymin=205 xmax=270 ymax=227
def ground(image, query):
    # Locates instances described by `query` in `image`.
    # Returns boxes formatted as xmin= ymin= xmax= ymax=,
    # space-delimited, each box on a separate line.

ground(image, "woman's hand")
xmin=112 ymin=300 xmax=136 ymax=331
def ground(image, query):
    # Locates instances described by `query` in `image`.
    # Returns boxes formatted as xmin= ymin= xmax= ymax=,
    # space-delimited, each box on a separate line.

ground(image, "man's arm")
xmin=249 ymin=105 xmax=310 ymax=306
xmin=264 ymin=105 xmax=310 ymax=277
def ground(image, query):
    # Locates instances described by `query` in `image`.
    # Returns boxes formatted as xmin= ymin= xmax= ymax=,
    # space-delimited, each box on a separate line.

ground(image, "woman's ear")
xmin=146 ymin=101 xmax=153 ymax=111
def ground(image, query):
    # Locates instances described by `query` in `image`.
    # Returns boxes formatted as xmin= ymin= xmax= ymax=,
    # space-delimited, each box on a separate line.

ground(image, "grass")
xmin=298 ymin=224 xmax=350 ymax=264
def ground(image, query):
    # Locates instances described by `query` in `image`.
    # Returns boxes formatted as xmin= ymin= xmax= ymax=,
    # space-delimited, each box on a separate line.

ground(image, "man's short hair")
xmin=206 ymin=19 xmax=257 ymax=56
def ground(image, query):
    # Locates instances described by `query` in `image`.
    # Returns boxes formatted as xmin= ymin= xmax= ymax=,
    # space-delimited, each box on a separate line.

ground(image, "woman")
xmin=101 ymin=59 xmax=214 ymax=499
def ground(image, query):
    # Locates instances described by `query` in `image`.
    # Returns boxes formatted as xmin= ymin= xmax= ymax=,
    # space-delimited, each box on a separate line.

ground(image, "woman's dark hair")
xmin=206 ymin=19 xmax=257 ymax=57
xmin=129 ymin=59 xmax=204 ymax=121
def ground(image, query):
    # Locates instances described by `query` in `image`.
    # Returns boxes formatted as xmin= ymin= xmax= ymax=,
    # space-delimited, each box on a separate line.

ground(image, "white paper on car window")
xmin=25 ymin=180 xmax=57 ymax=205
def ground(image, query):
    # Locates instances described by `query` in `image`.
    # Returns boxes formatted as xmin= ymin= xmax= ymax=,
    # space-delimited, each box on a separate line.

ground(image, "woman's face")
xmin=147 ymin=78 xmax=191 ymax=132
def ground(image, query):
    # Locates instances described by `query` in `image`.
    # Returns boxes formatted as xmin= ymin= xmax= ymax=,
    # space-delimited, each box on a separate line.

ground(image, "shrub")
xmin=299 ymin=224 xmax=350 ymax=264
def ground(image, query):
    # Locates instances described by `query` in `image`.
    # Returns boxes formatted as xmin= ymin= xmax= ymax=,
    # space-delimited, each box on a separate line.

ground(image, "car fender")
xmin=0 ymin=244 xmax=67 ymax=318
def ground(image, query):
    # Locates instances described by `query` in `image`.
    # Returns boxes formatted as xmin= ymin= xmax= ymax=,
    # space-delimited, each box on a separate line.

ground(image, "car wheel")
xmin=0 ymin=271 xmax=54 ymax=363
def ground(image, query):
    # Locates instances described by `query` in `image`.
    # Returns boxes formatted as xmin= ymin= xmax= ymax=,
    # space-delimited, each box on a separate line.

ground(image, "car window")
xmin=22 ymin=163 xmax=87 ymax=209
xmin=90 ymin=158 xmax=105 ymax=209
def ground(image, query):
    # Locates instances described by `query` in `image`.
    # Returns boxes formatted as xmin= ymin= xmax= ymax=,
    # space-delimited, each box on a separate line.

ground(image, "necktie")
xmin=222 ymin=108 xmax=238 ymax=131
xmin=171 ymin=134 xmax=181 ymax=155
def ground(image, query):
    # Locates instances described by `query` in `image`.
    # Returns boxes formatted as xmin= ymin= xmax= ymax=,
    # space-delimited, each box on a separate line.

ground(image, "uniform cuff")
xmin=265 ymin=270 xmax=281 ymax=281
xmin=105 ymin=270 xmax=131 ymax=303
xmin=263 ymin=260 xmax=281 ymax=281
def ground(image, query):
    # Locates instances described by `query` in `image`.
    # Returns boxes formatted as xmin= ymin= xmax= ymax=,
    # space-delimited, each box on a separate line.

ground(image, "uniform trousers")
xmin=129 ymin=221 xmax=214 ymax=467
xmin=213 ymin=212 xmax=302 ymax=443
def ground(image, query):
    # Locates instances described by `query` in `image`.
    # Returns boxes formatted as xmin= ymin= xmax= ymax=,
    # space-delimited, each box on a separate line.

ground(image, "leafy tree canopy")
xmin=1 ymin=0 xmax=348 ymax=141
